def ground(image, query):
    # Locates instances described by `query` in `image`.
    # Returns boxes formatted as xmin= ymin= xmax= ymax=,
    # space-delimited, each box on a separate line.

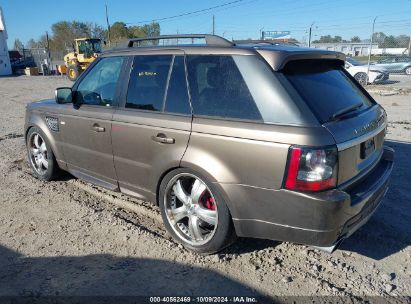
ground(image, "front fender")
xmin=25 ymin=111 xmax=66 ymax=168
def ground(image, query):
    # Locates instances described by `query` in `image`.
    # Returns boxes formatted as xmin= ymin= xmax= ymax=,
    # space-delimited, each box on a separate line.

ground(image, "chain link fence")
xmin=306 ymin=27 xmax=410 ymax=87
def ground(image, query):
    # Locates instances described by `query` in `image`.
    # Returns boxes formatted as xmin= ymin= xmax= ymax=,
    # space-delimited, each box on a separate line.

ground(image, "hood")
xmin=26 ymin=99 xmax=58 ymax=111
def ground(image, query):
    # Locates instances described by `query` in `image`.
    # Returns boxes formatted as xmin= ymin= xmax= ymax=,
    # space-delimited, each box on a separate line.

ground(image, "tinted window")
xmin=126 ymin=55 xmax=172 ymax=111
xmin=283 ymin=60 xmax=374 ymax=123
xmin=164 ymin=56 xmax=190 ymax=114
xmin=76 ymin=56 xmax=124 ymax=106
xmin=186 ymin=55 xmax=262 ymax=121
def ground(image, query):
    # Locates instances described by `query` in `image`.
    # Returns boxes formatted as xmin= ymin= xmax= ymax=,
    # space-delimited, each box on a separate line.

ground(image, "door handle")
xmin=151 ymin=133 xmax=175 ymax=144
xmin=91 ymin=124 xmax=105 ymax=132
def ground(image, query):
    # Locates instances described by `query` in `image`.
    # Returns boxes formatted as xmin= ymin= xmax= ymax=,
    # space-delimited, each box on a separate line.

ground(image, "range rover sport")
xmin=25 ymin=34 xmax=394 ymax=254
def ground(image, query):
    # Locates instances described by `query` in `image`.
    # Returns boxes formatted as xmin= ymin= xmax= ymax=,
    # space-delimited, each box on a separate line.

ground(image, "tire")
xmin=67 ymin=64 xmax=80 ymax=81
xmin=26 ymin=127 xmax=60 ymax=181
xmin=405 ymin=67 xmax=411 ymax=75
xmin=159 ymin=168 xmax=237 ymax=254
xmin=354 ymin=72 xmax=368 ymax=85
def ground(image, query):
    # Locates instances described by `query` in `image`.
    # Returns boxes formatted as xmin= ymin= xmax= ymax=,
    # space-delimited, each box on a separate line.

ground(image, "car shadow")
xmin=340 ymin=140 xmax=411 ymax=260
xmin=0 ymin=244 xmax=272 ymax=301
xmin=376 ymin=80 xmax=400 ymax=85
xmin=221 ymin=238 xmax=279 ymax=255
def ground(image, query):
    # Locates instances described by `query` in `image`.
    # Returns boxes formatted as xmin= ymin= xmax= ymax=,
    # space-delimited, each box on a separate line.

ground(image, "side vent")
xmin=45 ymin=116 xmax=59 ymax=132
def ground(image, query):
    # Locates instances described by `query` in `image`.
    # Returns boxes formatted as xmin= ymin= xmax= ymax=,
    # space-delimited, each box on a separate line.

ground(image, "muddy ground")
xmin=0 ymin=75 xmax=410 ymax=301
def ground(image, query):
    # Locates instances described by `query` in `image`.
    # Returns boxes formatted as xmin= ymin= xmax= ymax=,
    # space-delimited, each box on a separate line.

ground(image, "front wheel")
xmin=354 ymin=72 xmax=368 ymax=85
xmin=405 ymin=67 xmax=411 ymax=75
xmin=159 ymin=169 xmax=236 ymax=254
xmin=26 ymin=127 xmax=60 ymax=181
xmin=67 ymin=64 xmax=80 ymax=81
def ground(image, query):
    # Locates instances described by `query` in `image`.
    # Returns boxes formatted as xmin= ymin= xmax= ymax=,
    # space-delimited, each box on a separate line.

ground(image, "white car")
xmin=345 ymin=57 xmax=389 ymax=85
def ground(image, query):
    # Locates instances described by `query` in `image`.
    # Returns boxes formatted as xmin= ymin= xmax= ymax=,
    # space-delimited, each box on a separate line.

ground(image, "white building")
xmin=311 ymin=42 xmax=379 ymax=56
xmin=0 ymin=6 xmax=12 ymax=76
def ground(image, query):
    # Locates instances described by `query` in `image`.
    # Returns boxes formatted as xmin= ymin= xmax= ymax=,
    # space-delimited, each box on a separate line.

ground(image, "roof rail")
xmin=127 ymin=34 xmax=234 ymax=47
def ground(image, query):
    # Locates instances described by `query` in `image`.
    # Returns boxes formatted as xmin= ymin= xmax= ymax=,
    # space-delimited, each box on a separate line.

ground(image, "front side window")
xmin=126 ymin=55 xmax=172 ymax=111
xmin=76 ymin=56 xmax=124 ymax=106
xmin=186 ymin=55 xmax=262 ymax=121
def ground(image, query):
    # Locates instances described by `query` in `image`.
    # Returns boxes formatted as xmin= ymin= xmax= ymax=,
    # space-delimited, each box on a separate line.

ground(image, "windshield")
xmin=346 ymin=58 xmax=362 ymax=66
xmin=78 ymin=40 xmax=102 ymax=54
xmin=283 ymin=60 xmax=374 ymax=123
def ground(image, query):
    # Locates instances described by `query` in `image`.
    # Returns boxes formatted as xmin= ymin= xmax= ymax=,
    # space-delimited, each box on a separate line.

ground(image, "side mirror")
xmin=55 ymin=87 xmax=73 ymax=104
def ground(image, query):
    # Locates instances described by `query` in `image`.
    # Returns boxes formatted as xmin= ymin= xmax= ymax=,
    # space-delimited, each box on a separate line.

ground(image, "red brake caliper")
xmin=203 ymin=191 xmax=216 ymax=211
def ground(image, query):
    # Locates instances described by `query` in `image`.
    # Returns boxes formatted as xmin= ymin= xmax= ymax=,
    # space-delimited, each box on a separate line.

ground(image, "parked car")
xmin=371 ymin=56 xmax=411 ymax=75
xmin=345 ymin=57 xmax=389 ymax=85
xmin=25 ymin=34 xmax=394 ymax=254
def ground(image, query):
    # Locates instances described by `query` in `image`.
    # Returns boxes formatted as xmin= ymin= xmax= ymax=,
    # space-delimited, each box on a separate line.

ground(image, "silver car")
xmin=371 ymin=56 xmax=411 ymax=75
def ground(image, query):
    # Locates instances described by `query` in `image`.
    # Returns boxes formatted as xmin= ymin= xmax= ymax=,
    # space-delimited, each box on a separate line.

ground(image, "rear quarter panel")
xmin=182 ymin=118 xmax=336 ymax=184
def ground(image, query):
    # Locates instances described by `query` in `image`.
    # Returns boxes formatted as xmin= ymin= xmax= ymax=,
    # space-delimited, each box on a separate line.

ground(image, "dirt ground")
xmin=0 ymin=75 xmax=410 ymax=301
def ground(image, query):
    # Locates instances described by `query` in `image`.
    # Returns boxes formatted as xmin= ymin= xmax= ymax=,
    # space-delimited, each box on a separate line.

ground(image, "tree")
xmin=382 ymin=35 xmax=399 ymax=48
xmin=13 ymin=39 xmax=23 ymax=51
xmin=396 ymin=35 xmax=410 ymax=48
xmin=25 ymin=20 xmax=160 ymax=52
xmin=312 ymin=35 xmax=343 ymax=43
xmin=88 ymin=23 xmax=107 ymax=40
xmin=110 ymin=22 xmax=129 ymax=41
xmin=142 ymin=22 xmax=160 ymax=37
xmin=372 ymin=32 xmax=386 ymax=47
xmin=350 ymin=36 xmax=361 ymax=43
xmin=51 ymin=21 xmax=91 ymax=51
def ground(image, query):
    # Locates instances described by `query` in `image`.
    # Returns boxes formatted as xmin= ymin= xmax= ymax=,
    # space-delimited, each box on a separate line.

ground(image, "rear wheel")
xmin=405 ymin=67 xmax=411 ymax=75
xmin=159 ymin=168 xmax=236 ymax=254
xmin=67 ymin=64 xmax=80 ymax=81
xmin=26 ymin=127 xmax=60 ymax=181
xmin=354 ymin=72 xmax=368 ymax=85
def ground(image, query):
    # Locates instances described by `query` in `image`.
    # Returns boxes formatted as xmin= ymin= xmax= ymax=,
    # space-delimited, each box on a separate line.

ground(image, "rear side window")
xmin=126 ymin=55 xmax=172 ymax=111
xmin=283 ymin=60 xmax=374 ymax=123
xmin=164 ymin=56 xmax=190 ymax=114
xmin=186 ymin=55 xmax=262 ymax=121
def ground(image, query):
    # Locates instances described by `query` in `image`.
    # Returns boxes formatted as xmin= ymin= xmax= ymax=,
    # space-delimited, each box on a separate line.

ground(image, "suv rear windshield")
xmin=283 ymin=60 xmax=374 ymax=123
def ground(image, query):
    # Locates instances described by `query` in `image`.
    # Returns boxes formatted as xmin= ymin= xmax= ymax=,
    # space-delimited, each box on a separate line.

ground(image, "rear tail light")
xmin=284 ymin=146 xmax=338 ymax=192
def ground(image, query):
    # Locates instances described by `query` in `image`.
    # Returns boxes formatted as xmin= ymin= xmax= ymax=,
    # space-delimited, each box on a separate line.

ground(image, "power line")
xmin=126 ymin=0 xmax=248 ymax=25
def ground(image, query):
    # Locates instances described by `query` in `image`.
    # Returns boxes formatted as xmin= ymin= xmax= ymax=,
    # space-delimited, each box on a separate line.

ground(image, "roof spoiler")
xmin=256 ymin=49 xmax=346 ymax=71
xmin=128 ymin=34 xmax=234 ymax=47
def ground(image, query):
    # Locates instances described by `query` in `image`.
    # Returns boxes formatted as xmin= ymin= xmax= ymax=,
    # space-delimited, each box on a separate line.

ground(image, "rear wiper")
xmin=330 ymin=102 xmax=362 ymax=121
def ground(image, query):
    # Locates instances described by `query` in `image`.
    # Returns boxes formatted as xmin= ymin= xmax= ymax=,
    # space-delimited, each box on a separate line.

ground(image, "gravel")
xmin=0 ymin=76 xmax=410 ymax=299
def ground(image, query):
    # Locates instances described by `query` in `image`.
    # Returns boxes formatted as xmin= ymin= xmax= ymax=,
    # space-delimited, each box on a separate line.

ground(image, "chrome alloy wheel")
xmin=164 ymin=173 xmax=218 ymax=246
xmin=28 ymin=132 xmax=49 ymax=175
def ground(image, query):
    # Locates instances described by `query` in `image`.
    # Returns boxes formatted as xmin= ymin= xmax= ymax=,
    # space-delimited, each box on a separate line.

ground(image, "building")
xmin=0 ymin=6 xmax=12 ymax=76
xmin=311 ymin=42 xmax=379 ymax=56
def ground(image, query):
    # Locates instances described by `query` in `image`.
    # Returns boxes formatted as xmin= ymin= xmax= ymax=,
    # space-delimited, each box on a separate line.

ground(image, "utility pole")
xmin=308 ymin=22 xmax=315 ymax=48
xmin=45 ymin=31 xmax=51 ymax=74
xmin=212 ymin=15 xmax=215 ymax=35
xmin=105 ymin=3 xmax=111 ymax=48
xmin=366 ymin=16 xmax=378 ymax=85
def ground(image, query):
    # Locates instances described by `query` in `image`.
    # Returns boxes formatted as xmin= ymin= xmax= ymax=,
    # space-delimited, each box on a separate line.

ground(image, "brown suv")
xmin=25 ymin=35 xmax=394 ymax=254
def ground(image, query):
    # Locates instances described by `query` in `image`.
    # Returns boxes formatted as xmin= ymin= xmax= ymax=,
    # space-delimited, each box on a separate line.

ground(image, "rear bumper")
xmin=225 ymin=146 xmax=394 ymax=247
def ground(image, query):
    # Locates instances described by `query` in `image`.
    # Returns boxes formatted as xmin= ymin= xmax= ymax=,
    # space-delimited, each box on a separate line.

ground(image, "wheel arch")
xmin=25 ymin=117 xmax=65 ymax=167
xmin=155 ymin=164 xmax=238 ymax=220
xmin=403 ymin=65 xmax=411 ymax=73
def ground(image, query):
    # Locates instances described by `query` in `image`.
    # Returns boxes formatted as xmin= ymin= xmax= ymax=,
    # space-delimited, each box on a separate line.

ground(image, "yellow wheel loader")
xmin=60 ymin=38 xmax=102 ymax=81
